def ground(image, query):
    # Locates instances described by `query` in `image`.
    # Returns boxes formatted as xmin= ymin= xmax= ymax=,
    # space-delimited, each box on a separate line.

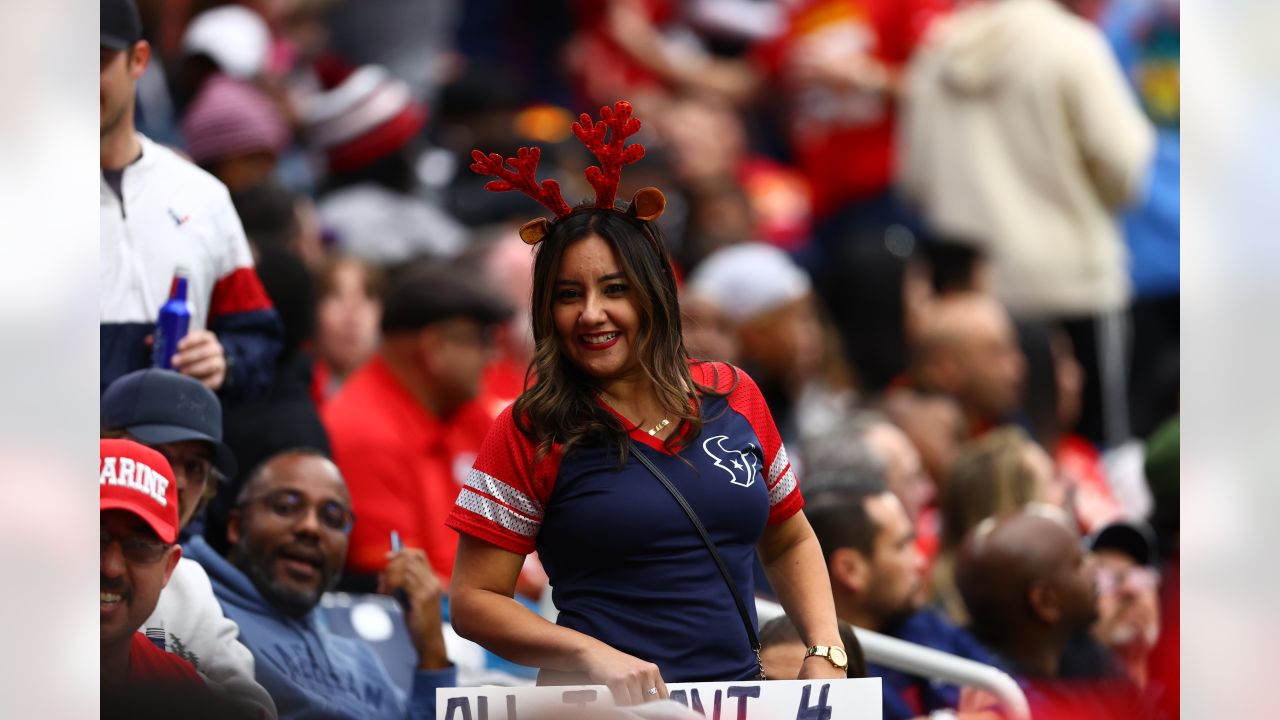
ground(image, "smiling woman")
xmin=553 ymin=238 xmax=636 ymax=374
xmin=447 ymin=101 xmax=847 ymax=702
xmin=520 ymin=208 xmax=697 ymax=462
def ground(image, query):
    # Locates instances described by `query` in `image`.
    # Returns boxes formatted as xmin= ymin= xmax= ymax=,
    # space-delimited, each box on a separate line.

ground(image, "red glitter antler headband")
xmin=470 ymin=100 xmax=666 ymax=245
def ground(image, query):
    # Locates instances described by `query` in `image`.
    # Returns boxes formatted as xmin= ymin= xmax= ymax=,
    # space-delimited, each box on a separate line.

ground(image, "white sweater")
xmin=100 ymin=134 xmax=255 ymax=328
xmin=898 ymin=0 xmax=1155 ymax=316
xmin=144 ymin=555 xmax=278 ymax=718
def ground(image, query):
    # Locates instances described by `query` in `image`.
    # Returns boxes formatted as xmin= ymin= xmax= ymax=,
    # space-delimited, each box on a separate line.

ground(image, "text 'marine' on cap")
xmin=100 ymin=439 xmax=180 ymax=544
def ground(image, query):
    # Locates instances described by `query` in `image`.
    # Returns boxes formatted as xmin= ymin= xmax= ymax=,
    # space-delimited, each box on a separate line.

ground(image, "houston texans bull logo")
xmin=702 ymin=435 xmax=760 ymax=488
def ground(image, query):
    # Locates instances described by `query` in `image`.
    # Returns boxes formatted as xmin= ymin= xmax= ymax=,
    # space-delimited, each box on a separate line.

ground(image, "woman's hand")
xmin=452 ymin=536 xmax=663 ymax=693
xmin=798 ymin=653 xmax=850 ymax=680
xmin=583 ymin=645 xmax=669 ymax=706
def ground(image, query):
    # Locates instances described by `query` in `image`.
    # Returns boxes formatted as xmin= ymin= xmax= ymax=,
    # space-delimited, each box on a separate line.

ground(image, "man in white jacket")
xmin=100 ymin=0 xmax=282 ymax=399
xmin=103 ymin=369 xmax=277 ymax=718
xmin=898 ymin=0 xmax=1156 ymax=447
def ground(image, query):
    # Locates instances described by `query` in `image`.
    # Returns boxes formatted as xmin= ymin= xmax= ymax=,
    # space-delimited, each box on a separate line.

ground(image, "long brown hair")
xmin=514 ymin=208 xmax=709 ymax=461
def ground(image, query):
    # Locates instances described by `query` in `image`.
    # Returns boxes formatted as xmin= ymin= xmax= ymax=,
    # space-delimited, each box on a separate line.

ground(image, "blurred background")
xmin=122 ymin=0 xmax=1179 ymax=443
xmin=109 ymin=0 xmax=1183 ymax=716
xmin=31 ymin=0 xmax=1230 ymax=715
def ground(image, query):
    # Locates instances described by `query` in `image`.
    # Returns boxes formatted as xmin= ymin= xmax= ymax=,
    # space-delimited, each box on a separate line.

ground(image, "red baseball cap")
xmin=100 ymin=439 xmax=180 ymax=544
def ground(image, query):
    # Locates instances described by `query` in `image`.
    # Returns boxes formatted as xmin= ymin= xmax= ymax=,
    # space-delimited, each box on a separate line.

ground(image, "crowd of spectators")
xmin=100 ymin=0 xmax=1179 ymax=718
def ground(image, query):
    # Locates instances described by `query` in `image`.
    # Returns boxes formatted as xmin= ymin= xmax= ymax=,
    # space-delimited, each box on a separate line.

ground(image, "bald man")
xmin=186 ymin=450 xmax=455 ymax=719
xmin=955 ymin=508 xmax=1147 ymax=719
xmin=910 ymin=292 xmax=1026 ymax=436
xmin=957 ymin=508 xmax=1095 ymax=675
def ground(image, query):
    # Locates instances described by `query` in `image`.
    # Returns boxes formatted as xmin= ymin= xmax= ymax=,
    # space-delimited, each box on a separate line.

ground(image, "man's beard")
xmin=876 ymin=584 xmax=925 ymax=630
xmin=232 ymin=544 xmax=338 ymax=618
xmin=1106 ymin=619 xmax=1160 ymax=650
xmin=881 ymin=599 xmax=921 ymax=629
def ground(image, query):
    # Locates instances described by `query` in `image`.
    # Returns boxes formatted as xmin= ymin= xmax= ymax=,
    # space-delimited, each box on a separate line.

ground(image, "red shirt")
xmin=566 ymin=0 xmax=678 ymax=104
xmin=478 ymin=354 xmax=528 ymax=417
xmin=322 ymin=355 xmax=497 ymax=580
xmin=1056 ymin=433 xmax=1124 ymax=532
xmin=754 ymin=0 xmax=947 ymax=217
xmin=310 ymin=357 xmax=334 ymax=410
xmin=915 ymin=504 xmax=941 ymax=565
xmin=127 ymin=632 xmax=203 ymax=686
xmin=737 ymin=156 xmax=815 ymax=252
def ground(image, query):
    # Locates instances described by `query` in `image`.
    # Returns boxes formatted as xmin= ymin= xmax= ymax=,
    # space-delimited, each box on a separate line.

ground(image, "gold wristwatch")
xmin=804 ymin=645 xmax=848 ymax=670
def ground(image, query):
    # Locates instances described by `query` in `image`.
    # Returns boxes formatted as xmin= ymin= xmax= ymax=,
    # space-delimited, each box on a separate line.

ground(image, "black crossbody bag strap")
xmin=631 ymin=442 xmax=765 ymax=679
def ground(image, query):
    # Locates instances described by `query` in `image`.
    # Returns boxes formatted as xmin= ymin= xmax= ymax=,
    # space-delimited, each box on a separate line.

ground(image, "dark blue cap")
xmin=101 ymin=0 xmax=143 ymax=50
xmin=101 ymin=369 xmax=236 ymax=478
xmin=1086 ymin=519 xmax=1158 ymax=568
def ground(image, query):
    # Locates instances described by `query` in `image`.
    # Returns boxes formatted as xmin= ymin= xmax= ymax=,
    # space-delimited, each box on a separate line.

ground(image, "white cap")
xmin=687 ymin=242 xmax=812 ymax=324
xmin=181 ymin=5 xmax=271 ymax=80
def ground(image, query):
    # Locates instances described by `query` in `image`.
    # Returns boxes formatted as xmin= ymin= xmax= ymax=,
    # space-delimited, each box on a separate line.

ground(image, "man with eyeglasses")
xmin=101 ymin=439 xmax=202 ymax=687
xmin=102 ymin=368 xmax=277 ymax=718
xmin=1085 ymin=520 xmax=1162 ymax=690
xmin=185 ymin=448 xmax=454 ymax=719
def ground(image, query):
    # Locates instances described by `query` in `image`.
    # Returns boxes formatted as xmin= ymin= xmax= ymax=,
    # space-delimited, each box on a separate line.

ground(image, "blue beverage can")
xmin=153 ymin=268 xmax=192 ymax=370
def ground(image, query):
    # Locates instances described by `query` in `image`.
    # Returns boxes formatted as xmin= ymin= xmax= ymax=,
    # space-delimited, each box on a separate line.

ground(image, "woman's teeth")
xmin=583 ymin=332 xmax=618 ymax=343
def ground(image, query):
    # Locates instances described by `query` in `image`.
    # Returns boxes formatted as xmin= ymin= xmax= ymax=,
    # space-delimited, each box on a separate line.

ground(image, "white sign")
xmin=438 ymin=678 xmax=882 ymax=720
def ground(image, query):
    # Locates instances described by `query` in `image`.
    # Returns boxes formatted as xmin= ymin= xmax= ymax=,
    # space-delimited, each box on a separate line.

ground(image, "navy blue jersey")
xmin=448 ymin=362 xmax=803 ymax=681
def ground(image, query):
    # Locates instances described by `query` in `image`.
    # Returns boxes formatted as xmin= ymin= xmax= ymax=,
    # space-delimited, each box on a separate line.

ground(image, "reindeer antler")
xmin=470 ymin=100 xmax=650 ymax=242
xmin=469 ymin=146 xmax=572 ymax=218
xmin=573 ymin=101 xmax=646 ymax=209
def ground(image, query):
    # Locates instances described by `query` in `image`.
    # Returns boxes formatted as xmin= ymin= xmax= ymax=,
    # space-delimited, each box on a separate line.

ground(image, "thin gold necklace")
xmin=600 ymin=390 xmax=668 ymax=436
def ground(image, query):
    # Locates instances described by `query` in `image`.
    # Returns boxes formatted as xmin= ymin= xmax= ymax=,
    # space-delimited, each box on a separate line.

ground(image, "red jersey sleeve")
xmin=698 ymin=362 xmax=804 ymax=525
xmin=446 ymin=405 xmax=559 ymax=555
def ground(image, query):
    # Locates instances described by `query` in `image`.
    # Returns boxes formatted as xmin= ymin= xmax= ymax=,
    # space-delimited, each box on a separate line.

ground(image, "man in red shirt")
xmin=100 ymin=439 xmax=203 ymax=687
xmin=323 ymin=261 xmax=512 ymax=587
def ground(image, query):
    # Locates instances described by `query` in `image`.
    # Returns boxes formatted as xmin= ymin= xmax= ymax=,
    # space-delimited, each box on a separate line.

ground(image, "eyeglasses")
xmin=1094 ymin=565 xmax=1159 ymax=595
xmin=239 ymin=489 xmax=354 ymax=534
xmin=101 ymin=530 xmax=171 ymax=565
